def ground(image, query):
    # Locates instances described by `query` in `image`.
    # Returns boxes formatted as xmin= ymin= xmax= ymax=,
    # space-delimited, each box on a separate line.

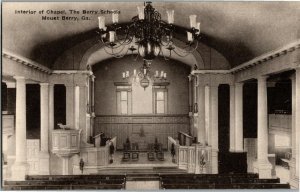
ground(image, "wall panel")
xmin=94 ymin=115 xmax=190 ymax=150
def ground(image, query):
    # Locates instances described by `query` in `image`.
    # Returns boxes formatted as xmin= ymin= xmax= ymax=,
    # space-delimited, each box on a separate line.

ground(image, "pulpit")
xmin=178 ymin=131 xmax=193 ymax=146
xmin=52 ymin=129 xmax=81 ymax=175
xmin=93 ymin=133 xmax=103 ymax=147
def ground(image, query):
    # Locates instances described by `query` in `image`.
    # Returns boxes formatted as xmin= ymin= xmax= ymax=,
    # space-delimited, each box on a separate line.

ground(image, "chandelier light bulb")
xmin=187 ymin=32 xmax=193 ymax=42
xmin=109 ymin=31 xmax=115 ymax=42
xmin=195 ymin=22 xmax=201 ymax=35
xmin=126 ymin=71 xmax=129 ymax=77
xmin=98 ymin=16 xmax=105 ymax=30
xmin=134 ymin=69 xmax=137 ymax=76
xmin=155 ymin=70 xmax=159 ymax=78
xmin=122 ymin=72 xmax=125 ymax=78
xmin=189 ymin=15 xmax=197 ymax=28
xmin=137 ymin=6 xmax=145 ymax=20
xmin=112 ymin=11 xmax=119 ymax=23
xmin=164 ymin=73 xmax=167 ymax=79
xmin=166 ymin=10 xmax=174 ymax=24
xmin=160 ymin=71 xmax=164 ymax=77
xmin=138 ymin=44 xmax=146 ymax=57
xmin=144 ymin=68 xmax=147 ymax=75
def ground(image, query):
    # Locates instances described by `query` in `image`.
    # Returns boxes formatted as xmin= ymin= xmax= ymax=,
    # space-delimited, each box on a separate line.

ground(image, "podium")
xmin=93 ymin=133 xmax=103 ymax=147
xmin=178 ymin=131 xmax=193 ymax=146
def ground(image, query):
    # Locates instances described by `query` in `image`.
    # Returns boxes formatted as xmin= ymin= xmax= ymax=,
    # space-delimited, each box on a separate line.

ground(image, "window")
xmin=120 ymin=91 xmax=128 ymax=114
xmin=156 ymin=91 xmax=165 ymax=114
xmin=274 ymin=134 xmax=290 ymax=147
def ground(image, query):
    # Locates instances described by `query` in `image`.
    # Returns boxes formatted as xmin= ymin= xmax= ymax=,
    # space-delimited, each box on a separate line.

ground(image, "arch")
xmin=79 ymin=40 xmax=205 ymax=70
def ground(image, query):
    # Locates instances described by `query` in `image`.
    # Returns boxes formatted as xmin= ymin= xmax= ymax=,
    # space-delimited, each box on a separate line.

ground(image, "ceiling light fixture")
xmin=97 ymin=1 xmax=201 ymax=63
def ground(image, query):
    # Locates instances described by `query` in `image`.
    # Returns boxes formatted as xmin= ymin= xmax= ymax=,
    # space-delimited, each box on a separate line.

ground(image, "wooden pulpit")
xmin=93 ymin=133 xmax=103 ymax=147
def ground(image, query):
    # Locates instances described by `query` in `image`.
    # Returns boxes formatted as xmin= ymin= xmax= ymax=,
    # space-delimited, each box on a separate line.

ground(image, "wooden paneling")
xmin=94 ymin=115 xmax=190 ymax=150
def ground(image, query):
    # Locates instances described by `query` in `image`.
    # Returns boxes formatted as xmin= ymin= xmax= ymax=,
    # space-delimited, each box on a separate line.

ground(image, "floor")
xmin=275 ymin=165 xmax=290 ymax=184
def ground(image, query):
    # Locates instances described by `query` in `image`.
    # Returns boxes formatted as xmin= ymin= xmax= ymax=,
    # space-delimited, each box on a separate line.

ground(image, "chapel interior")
xmin=1 ymin=1 xmax=300 ymax=190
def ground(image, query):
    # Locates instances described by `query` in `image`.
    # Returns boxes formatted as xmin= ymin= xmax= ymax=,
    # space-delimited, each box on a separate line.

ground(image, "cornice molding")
xmin=52 ymin=70 xmax=92 ymax=75
xmin=2 ymin=49 xmax=52 ymax=74
xmin=3 ymin=39 xmax=299 ymax=79
xmin=230 ymin=39 xmax=300 ymax=74
xmin=192 ymin=39 xmax=300 ymax=75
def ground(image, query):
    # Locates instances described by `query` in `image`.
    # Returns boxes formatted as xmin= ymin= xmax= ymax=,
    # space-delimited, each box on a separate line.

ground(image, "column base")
xmin=253 ymin=159 xmax=272 ymax=178
xmin=289 ymin=158 xmax=299 ymax=189
xmin=39 ymin=152 xmax=50 ymax=175
xmin=290 ymin=176 xmax=299 ymax=189
xmin=11 ymin=162 xmax=29 ymax=181
xmin=211 ymin=149 xmax=218 ymax=174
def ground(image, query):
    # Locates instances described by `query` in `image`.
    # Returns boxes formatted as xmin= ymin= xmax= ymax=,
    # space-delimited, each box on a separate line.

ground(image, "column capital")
xmin=235 ymin=82 xmax=244 ymax=87
xmin=91 ymin=75 xmax=96 ymax=81
xmin=188 ymin=74 xmax=193 ymax=81
xmin=40 ymin=83 xmax=49 ymax=87
xmin=257 ymin=75 xmax=268 ymax=82
xmin=209 ymin=83 xmax=220 ymax=88
xmin=13 ymin=76 xmax=25 ymax=81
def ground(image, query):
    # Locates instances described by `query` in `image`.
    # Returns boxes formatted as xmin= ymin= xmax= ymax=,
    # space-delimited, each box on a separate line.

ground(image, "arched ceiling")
xmin=2 ymin=2 xmax=300 ymax=68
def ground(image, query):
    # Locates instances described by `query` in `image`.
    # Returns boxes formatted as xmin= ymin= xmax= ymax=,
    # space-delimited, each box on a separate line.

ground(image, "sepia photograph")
xmin=1 ymin=0 xmax=300 ymax=190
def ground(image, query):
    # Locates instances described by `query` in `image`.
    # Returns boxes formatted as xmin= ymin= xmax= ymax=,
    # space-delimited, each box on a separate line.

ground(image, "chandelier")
xmin=97 ymin=2 xmax=201 ymax=61
xmin=122 ymin=60 xmax=167 ymax=89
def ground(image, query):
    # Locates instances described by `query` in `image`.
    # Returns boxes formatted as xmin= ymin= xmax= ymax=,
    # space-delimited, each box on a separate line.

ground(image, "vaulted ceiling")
xmin=2 ymin=2 xmax=300 ymax=68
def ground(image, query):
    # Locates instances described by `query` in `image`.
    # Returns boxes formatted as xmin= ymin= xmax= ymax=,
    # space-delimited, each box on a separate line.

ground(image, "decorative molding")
xmin=153 ymin=81 xmax=170 ymax=86
xmin=191 ymin=70 xmax=230 ymax=75
xmin=2 ymin=50 xmax=52 ymax=74
xmin=231 ymin=40 xmax=300 ymax=74
xmin=114 ymin=82 xmax=131 ymax=86
xmin=191 ymin=39 xmax=300 ymax=75
xmin=52 ymin=70 xmax=92 ymax=75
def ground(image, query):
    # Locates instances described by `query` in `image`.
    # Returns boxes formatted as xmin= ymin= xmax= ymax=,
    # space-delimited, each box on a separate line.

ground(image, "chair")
xmin=122 ymin=152 xmax=130 ymax=161
xmin=156 ymin=151 xmax=164 ymax=161
xmin=148 ymin=152 xmax=155 ymax=161
xmin=131 ymin=152 xmax=139 ymax=161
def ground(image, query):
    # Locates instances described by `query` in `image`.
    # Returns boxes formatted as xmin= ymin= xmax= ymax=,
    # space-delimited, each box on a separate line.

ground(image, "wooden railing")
xmin=94 ymin=115 xmax=189 ymax=150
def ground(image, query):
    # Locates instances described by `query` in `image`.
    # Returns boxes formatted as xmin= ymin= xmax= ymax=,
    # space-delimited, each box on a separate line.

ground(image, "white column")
xmin=193 ymin=76 xmax=198 ymax=113
xmin=205 ymin=85 xmax=210 ymax=145
xmin=40 ymin=83 xmax=49 ymax=152
xmin=254 ymin=76 xmax=272 ymax=178
xmin=11 ymin=76 xmax=28 ymax=180
xmin=91 ymin=75 xmax=95 ymax=113
xmin=90 ymin=75 xmax=95 ymax=137
xmin=74 ymin=86 xmax=80 ymax=130
xmin=79 ymin=85 xmax=88 ymax=142
xmin=290 ymin=70 xmax=300 ymax=188
xmin=40 ymin=83 xmax=50 ymax=174
xmin=65 ymin=85 xmax=75 ymax=128
xmin=188 ymin=75 xmax=193 ymax=114
xmin=295 ymin=69 xmax=300 ymax=188
xmin=229 ymin=84 xmax=235 ymax=152
xmin=197 ymin=84 xmax=206 ymax=145
xmin=235 ymin=82 xmax=244 ymax=152
xmin=49 ymin=84 xmax=54 ymax=147
xmin=192 ymin=76 xmax=198 ymax=137
xmin=210 ymin=84 xmax=219 ymax=174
